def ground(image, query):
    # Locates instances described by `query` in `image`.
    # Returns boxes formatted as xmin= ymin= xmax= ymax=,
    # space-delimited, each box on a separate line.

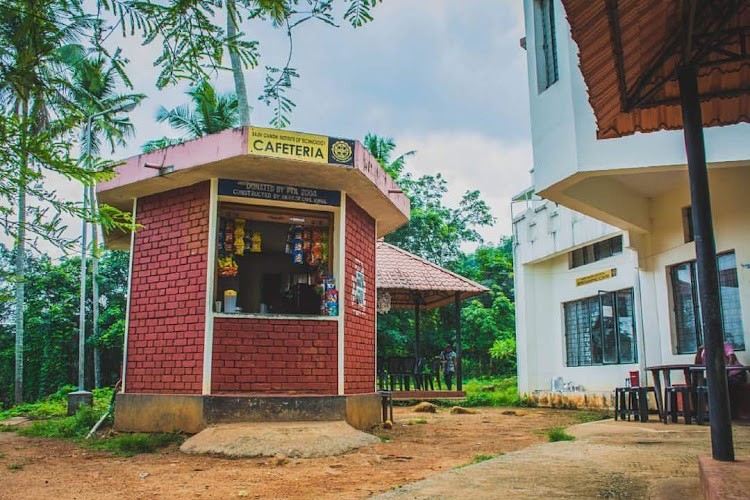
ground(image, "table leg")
xmin=639 ymin=387 xmax=649 ymax=422
xmin=685 ymin=368 xmax=696 ymax=424
xmin=651 ymin=369 xmax=665 ymax=423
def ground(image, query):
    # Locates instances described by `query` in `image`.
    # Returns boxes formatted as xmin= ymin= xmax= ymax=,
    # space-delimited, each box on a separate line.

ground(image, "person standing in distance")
xmin=440 ymin=344 xmax=457 ymax=390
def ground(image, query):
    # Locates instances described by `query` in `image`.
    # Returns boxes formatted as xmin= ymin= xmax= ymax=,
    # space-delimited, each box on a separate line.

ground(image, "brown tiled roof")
xmin=561 ymin=1 xmax=750 ymax=139
xmin=376 ymin=241 xmax=489 ymax=310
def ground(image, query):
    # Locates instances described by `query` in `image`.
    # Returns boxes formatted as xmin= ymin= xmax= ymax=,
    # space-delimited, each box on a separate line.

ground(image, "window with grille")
xmin=670 ymin=251 xmax=744 ymax=353
xmin=564 ymin=288 xmax=637 ymax=367
xmin=570 ymin=235 xmax=623 ymax=269
xmin=533 ymin=0 xmax=559 ymax=93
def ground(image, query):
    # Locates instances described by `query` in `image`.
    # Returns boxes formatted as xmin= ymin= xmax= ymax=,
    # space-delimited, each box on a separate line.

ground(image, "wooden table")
xmin=646 ymin=364 xmax=698 ymax=423
xmin=648 ymin=364 xmax=750 ymax=423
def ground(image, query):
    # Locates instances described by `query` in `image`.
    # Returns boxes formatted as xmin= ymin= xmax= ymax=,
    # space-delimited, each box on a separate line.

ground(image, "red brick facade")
xmin=344 ymin=197 xmax=377 ymax=394
xmin=125 ymin=182 xmax=209 ymax=394
xmin=211 ymin=317 xmax=338 ymax=393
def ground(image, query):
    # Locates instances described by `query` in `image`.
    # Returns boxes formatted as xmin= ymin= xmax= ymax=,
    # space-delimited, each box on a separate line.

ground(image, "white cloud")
xmin=397 ymin=131 xmax=532 ymax=243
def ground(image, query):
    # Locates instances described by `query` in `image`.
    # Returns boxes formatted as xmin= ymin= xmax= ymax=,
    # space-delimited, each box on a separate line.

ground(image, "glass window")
xmin=669 ymin=251 xmax=744 ymax=353
xmin=214 ymin=202 xmax=338 ymax=316
xmin=719 ymin=253 xmax=744 ymax=350
xmin=564 ymin=289 xmax=637 ymax=366
xmin=534 ymin=0 xmax=559 ymax=92
xmin=570 ymin=235 xmax=623 ymax=269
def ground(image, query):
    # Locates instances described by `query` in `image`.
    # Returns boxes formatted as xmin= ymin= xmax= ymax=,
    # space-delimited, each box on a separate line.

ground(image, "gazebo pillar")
xmin=454 ymin=292 xmax=462 ymax=391
xmin=414 ymin=301 xmax=421 ymax=359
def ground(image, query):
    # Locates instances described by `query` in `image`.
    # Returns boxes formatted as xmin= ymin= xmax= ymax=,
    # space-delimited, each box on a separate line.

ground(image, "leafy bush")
xmin=0 ymin=385 xmax=114 ymax=421
xmin=87 ymin=433 xmax=183 ymax=457
xmin=460 ymin=376 xmax=519 ymax=407
xmin=547 ymin=427 xmax=575 ymax=442
xmin=18 ymin=404 xmax=100 ymax=439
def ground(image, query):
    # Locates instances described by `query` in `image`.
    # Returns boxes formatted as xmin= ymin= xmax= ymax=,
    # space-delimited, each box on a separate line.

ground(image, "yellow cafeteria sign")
xmin=576 ymin=268 xmax=617 ymax=286
xmin=248 ymin=127 xmax=355 ymax=166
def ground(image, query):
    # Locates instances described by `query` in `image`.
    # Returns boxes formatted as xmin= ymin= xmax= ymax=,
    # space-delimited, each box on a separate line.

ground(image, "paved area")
xmin=377 ymin=419 xmax=750 ymax=499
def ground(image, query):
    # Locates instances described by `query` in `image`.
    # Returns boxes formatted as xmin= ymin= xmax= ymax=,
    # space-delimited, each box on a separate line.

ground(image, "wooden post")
xmin=414 ymin=302 xmax=421 ymax=359
xmin=678 ymin=64 xmax=733 ymax=461
xmin=455 ymin=292 xmax=462 ymax=391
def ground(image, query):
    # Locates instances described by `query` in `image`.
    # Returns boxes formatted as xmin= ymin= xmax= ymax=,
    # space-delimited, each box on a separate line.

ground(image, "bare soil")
xmin=0 ymin=407 xmax=589 ymax=499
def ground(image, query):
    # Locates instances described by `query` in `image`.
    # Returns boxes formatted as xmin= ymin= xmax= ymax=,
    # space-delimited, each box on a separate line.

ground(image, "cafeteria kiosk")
xmin=97 ymin=127 xmax=410 ymax=432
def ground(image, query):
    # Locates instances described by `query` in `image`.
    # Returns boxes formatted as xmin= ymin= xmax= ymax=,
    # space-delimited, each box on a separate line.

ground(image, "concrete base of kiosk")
xmin=113 ymin=392 xmax=382 ymax=433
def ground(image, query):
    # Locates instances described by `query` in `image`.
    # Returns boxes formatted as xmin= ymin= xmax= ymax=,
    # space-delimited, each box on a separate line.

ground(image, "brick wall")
xmin=125 ymin=182 xmax=209 ymax=394
xmin=344 ymin=197 xmax=377 ymax=394
xmin=212 ymin=318 xmax=338 ymax=393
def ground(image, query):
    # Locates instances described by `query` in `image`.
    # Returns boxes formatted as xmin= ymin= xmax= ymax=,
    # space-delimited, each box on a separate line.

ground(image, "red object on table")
xmin=629 ymin=371 xmax=640 ymax=387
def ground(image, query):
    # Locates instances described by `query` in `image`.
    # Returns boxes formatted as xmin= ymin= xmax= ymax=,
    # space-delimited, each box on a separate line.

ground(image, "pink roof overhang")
xmin=97 ymin=127 xmax=411 ymax=249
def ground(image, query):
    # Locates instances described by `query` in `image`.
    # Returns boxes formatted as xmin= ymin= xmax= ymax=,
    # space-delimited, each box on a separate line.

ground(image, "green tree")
xmin=0 ymin=0 xmax=94 ymax=403
xmin=365 ymin=133 xmax=495 ymax=268
xmin=364 ymin=133 xmax=415 ymax=180
xmin=0 ymin=246 xmax=128 ymax=405
xmin=68 ymin=49 xmax=142 ymax=388
xmin=141 ymin=80 xmax=239 ymax=152
xmin=365 ymin=134 xmax=514 ymax=377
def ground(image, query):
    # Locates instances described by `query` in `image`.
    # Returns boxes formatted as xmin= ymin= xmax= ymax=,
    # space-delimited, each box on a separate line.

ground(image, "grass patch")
xmin=0 ymin=385 xmax=113 ymax=421
xmin=0 ymin=451 xmax=6 ymax=458
xmin=86 ymin=433 xmax=183 ymax=457
xmin=379 ymin=436 xmax=391 ymax=442
xmin=571 ymin=410 xmax=611 ymax=423
xmin=0 ymin=425 xmax=15 ymax=432
xmin=469 ymin=453 xmax=497 ymax=464
xmin=18 ymin=404 xmax=100 ymax=439
xmin=7 ymin=462 xmax=24 ymax=470
xmin=547 ymin=427 xmax=575 ymax=442
xmin=403 ymin=418 xmax=428 ymax=425
xmin=459 ymin=376 xmax=520 ymax=408
xmin=457 ymin=453 xmax=500 ymax=468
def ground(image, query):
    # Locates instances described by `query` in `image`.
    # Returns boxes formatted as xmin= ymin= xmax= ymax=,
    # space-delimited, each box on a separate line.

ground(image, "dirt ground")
xmin=0 ymin=407 xmax=591 ymax=499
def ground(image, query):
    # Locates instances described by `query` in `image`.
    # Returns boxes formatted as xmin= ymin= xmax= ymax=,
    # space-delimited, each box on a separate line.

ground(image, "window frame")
xmin=569 ymin=235 xmax=623 ymax=269
xmin=669 ymin=250 xmax=745 ymax=353
xmin=212 ymin=193 xmax=343 ymax=318
xmin=534 ymin=0 xmax=559 ymax=93
xmin=563 ymin=288 xmax=638 ymax=367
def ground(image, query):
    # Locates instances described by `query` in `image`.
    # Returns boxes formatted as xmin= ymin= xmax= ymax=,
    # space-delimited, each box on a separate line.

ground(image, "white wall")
xmin=522 ymin=0 xmax=750 ymax=194
xmin=515 ymin=246 xmax=640 ymax=393
xmin=641 ymin=167 xmax=750 ymax=368
xmin=513 ymin=199 xmax=620 ymax=266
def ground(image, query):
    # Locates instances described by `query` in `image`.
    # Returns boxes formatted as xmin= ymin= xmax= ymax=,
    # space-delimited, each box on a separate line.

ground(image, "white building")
xmin=515 ymin=0 xmax=750 ymax=393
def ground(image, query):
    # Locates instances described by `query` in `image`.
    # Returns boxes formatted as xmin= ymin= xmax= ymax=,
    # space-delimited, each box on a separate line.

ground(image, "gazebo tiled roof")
xmin=376 ymin=241 xmax=489 ymax=310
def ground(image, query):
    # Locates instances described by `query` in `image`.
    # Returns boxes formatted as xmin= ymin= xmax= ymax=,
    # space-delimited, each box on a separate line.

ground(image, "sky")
xmin=9 ymin=0 xmax=533 ymax=255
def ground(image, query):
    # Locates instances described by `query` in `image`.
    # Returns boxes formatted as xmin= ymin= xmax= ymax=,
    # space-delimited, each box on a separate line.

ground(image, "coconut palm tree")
xmin=0 ymin=0 xmax=91 ymax=403
xmin=142 ymin=80 xmax=239 ymax=152
xmin=363 ymin=133 xmax=416 ymax=181
xmin=67 ymin=49 xmax=143 ymax=389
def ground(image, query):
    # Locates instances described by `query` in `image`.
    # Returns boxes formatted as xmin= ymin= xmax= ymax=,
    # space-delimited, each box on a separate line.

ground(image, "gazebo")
xmin=375 ymin=241 xmax=489 ymax=393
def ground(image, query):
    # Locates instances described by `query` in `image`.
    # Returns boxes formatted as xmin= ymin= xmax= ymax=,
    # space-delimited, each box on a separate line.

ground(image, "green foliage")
xmin=0 ymin=247 xmax=128 ymax=405
xmin=460 ymin=376 xmax=519 ymax=407
xmin=87 ymin=433 xmax=183 ymax=457
xmin=18 ymin=404 xmax=100 ymax=439
xmin=547 ymin=427 xmax=575 ymax=442
xmin=143 ymin=80 xmax=239 ymax=152
xmin=366 ymin=133 xmax=515 ymax=378
xmin=7 ymin=462 xmax=24 ymax=470
xmin=0 ymin=385 xmax=112 ymax=421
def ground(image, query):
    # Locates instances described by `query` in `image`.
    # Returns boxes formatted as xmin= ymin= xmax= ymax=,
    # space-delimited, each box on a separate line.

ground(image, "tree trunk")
xmin=89 ymin=184 xmax=101 ymax=389
xmin=227 ymin=0 xmax=251 ymax=126
xmin=14 ymin=101 xmax=29 ymax=405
